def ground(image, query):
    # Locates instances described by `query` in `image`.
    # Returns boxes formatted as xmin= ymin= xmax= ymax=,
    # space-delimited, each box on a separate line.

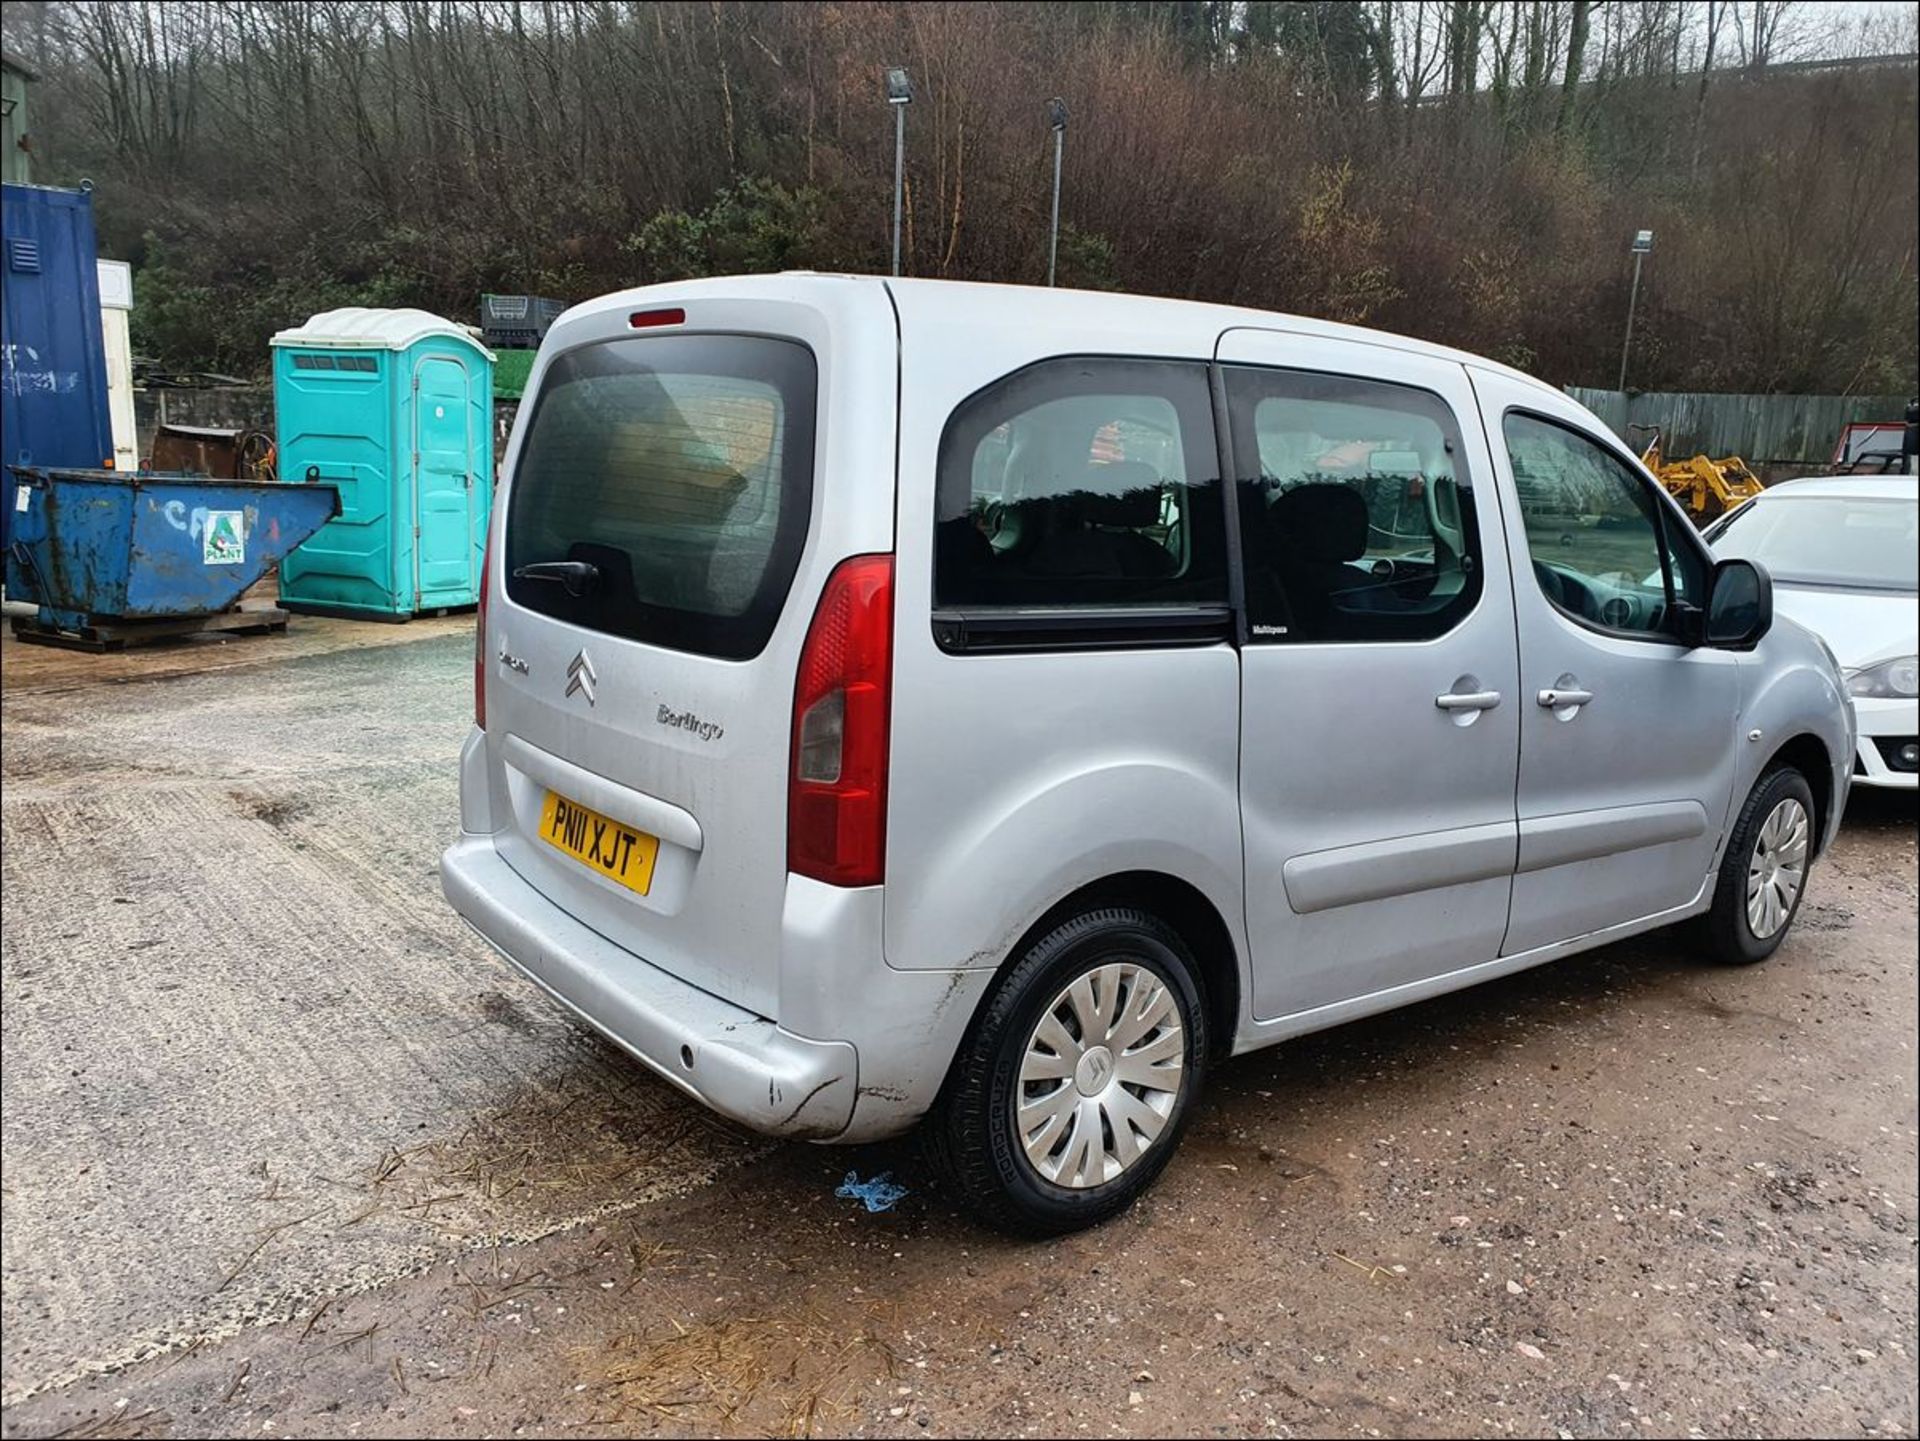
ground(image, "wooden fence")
xmin=1564 ymin=387 xmax=1908 ymax=465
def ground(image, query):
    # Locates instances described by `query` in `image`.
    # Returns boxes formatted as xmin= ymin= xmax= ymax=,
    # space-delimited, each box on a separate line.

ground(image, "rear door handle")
xmin=1435 ymin=689 xmax=1502 ymax=711
xmin=1537 ymin=687 xmax=1594 ymax=708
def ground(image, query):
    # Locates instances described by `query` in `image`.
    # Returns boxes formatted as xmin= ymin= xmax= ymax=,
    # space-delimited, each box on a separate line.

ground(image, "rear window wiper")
xmin=512 ymin=560 xmax=602 ymax=598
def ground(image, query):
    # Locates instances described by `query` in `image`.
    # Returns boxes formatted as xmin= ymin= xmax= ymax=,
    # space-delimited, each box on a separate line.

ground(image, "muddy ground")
xmin=1 ymin=617 xmax=1914 ymax=1440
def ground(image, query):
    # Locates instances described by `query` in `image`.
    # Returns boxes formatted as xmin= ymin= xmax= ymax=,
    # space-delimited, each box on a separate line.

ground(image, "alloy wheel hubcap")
xmin=1016 ymin=962 xmax=1186 ymax=1189
xmin=1746 ymin=797 xmax=1809 ymax=940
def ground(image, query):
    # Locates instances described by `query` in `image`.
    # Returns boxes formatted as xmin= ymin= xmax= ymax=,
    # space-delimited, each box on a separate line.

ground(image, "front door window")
xmin=1502 ymin=412 xmax=1703 ymax=638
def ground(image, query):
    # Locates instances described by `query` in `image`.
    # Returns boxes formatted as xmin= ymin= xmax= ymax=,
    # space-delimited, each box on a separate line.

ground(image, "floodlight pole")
xmin=892 ymin=103 xmax=906 ymax=277
xmin=1617 ymin=229 xmax=1653 ymax=393
xmin=887 ymin=69 xmax=912 ymax=278
xmin=1616 ymin=252 xmax=1644 ymax=392
xmin=1047 ymin=98 xmax=1068 ymax=287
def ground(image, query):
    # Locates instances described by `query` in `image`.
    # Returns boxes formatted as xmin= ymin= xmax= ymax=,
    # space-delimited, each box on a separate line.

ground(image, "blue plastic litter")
xmin=836 ymin=1170 xmax=909 ymax=1213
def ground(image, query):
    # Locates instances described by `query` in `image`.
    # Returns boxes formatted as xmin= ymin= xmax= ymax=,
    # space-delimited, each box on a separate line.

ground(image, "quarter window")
xmin=1226 ymin=367 xmax=1483 ymax=643
xmin=934 ymin=358 xmax=1226 ymax=608
xmin=1502 ymin=412 xmax=1701 ymax=638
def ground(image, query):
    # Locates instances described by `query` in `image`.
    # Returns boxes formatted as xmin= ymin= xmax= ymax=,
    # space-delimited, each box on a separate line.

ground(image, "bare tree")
xmin=1556 ymin=0 xmax=1592 ymax=137
xmin=1691 ymin=0 xmax=1725 ymax=179
xmin=1732 ymin=0 xmax=1804 ymax=75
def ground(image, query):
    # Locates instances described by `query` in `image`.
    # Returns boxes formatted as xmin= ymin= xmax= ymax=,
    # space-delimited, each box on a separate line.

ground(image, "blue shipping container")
xmin=2 ymin=182 xmax=113 ymax=556
xmin=271 ymin=308 xmax=494 ymax=618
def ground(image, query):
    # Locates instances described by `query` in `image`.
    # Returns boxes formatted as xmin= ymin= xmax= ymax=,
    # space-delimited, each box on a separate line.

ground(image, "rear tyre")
xmin=1700 ymin=766 xmax=1816 ymax=965
xmin=925 ymin=907 xmax=1208 ymax=1236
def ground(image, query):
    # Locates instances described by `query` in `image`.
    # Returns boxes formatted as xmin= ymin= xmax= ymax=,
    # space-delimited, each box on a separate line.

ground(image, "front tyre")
xmin=1701 ymin=766 xmax=1816 ymax=965
xmin=926 ymin=907 xmax=1208 ymax=1236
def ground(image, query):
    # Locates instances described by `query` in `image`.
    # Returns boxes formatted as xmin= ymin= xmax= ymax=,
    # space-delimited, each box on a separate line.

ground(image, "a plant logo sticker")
xmin=203 ymin=510 xmax=246 ymax=565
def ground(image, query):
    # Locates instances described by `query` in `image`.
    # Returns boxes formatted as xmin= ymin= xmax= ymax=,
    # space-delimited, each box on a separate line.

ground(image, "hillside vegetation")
xmin=9 ymin=1 xmax=1916 ymax=393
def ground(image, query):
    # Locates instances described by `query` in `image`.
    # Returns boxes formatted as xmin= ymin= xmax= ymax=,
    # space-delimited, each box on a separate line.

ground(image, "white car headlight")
xmin=1846 ymin=655 xmax=1920 ymax=699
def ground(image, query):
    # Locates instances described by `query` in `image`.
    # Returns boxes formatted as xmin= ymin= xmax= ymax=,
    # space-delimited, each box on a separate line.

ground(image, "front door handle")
xmin=1435 ymin=689 xmax=1502 ymax=712
xmin=1537 ymin=686 xmax=1595 ymax=708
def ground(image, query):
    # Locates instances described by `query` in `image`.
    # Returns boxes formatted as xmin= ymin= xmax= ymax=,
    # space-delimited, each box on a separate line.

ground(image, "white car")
xmin=1705 ymin=475 xmax=1918 ymax=790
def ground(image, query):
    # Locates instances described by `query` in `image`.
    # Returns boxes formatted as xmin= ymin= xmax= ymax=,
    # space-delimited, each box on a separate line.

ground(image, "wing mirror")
xmin=1703 ymin=557 xmax=1773 ymax=650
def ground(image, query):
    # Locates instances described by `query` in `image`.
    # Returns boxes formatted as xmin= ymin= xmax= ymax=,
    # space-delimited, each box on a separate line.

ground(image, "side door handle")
xmin=1537 ymin=686 xmax=1595 ymax=708
xmin=1435 ymin=689 xmax=1502 ymax=712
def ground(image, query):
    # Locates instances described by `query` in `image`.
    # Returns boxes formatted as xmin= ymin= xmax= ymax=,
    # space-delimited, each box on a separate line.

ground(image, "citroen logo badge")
xmin=1075 ymin=1046 xmax=1115 ymax=1096
xmin=565 ymin=649 xmax=597 ymax=705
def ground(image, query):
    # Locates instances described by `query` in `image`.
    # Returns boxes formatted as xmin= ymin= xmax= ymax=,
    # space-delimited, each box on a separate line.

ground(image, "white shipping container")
xmin=97 ymin=258 xmax=137 ymax=471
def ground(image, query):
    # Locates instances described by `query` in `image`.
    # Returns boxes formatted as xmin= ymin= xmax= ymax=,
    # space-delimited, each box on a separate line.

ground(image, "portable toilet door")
xmin=271 ymin=308 xmax=493 ymax=619
xmin=410 ymin=345 xmax=487 ymax=610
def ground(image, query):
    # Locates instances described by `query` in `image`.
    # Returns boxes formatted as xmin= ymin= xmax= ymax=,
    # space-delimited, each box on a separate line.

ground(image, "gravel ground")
xmin=1 ymin=620 xmax=1914 ymax=1440
xmin=0 ymin=622 xmax=766 ymax=1408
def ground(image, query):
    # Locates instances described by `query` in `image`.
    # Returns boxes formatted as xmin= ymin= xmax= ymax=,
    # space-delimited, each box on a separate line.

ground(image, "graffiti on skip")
xmin=162 ymin=501 xmax=228 ymax=540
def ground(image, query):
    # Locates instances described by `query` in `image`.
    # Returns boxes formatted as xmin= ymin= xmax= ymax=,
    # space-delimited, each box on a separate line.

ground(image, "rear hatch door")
xmin=482 ymin=284 xmax=896 ymax=1019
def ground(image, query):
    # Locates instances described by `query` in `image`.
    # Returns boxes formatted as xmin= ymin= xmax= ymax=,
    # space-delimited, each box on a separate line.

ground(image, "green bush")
xmin=624 ymin=178 xmax=829 ymax=282
xmin=1054 ymin=225 xmax=1122 ymax=291
xmin=131 ymin=232 xmax=426 ymax=376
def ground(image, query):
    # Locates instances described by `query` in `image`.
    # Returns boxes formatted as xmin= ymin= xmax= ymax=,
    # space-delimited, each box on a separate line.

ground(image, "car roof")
xmin=877 ymin=275 xmax=1551 ymax=385
xmin=1751 ymin=473 xmax=1919 ymax=501
xmin=565 ymin=272 xmax=1565 ymax=400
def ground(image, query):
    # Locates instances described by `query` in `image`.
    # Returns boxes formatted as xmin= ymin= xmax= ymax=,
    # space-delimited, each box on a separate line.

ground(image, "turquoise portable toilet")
xmin=271 ymin=308 xmax=494 ymax=619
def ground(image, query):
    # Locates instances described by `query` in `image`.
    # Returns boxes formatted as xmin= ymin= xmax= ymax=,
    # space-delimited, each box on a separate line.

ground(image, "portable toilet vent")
xmin=271 ymin=307 xmax=494 ymax=619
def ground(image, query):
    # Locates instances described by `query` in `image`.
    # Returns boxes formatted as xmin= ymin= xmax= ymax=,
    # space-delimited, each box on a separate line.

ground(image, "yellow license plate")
xmin=539 ymin=790 xmax=660 ymax=896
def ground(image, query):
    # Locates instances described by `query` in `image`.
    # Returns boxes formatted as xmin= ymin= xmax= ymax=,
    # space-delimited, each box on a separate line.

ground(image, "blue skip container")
xmin=5 ymin=467 xmax=341 ymax=650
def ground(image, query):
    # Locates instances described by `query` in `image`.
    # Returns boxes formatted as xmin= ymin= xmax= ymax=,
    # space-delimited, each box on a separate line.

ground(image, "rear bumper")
xmin=441 ymin=833 xmax=858 ymax=1139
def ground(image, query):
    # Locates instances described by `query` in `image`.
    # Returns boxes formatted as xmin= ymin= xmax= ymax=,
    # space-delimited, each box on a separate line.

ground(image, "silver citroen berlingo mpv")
xmin=444 ymin=275 xmax=1853 ymax=1233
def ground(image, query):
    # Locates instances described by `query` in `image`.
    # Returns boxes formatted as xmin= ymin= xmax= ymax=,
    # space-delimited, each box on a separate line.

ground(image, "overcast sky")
xmin=1738 ymin=0 xmax=1918 ymax=58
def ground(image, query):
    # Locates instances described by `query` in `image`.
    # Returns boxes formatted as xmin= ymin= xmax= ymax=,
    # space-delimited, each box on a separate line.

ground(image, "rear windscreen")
xmin=504 ymin=334 xmax=817 ymax=659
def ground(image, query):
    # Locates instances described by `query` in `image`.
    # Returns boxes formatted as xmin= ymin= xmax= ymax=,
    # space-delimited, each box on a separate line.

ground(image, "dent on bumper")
xmin=441 ymin=834 xmax=857 ymax=1139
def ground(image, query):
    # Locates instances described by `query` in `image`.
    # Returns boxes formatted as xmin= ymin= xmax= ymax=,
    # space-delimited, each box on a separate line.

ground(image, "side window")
xmin=1502 ymin=412 xmax=1702 ymax=638
xmin=935 ymin=358 xmax=1225 ymax=608
xmin=1225 ymin=366 xmax=1483 ymax=643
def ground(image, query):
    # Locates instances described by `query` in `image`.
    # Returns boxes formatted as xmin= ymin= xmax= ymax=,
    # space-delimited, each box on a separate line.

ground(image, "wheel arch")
xmin=957 ymin=870 xmax=1243 ymax=1065
xmin=1761 ymin=731 xmax=1834 ymax=852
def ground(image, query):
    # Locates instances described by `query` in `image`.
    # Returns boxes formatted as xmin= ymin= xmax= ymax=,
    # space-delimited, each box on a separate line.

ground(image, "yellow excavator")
xmin=1631 ymin=425 xmax=1764 ymax=525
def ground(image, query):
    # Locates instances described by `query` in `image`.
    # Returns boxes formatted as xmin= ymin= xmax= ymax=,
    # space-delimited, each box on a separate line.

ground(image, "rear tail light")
xmin=475 ymin=524 xmax=493 ymax=728
xmin=788 ymin=554 xmax=894 ymax=886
